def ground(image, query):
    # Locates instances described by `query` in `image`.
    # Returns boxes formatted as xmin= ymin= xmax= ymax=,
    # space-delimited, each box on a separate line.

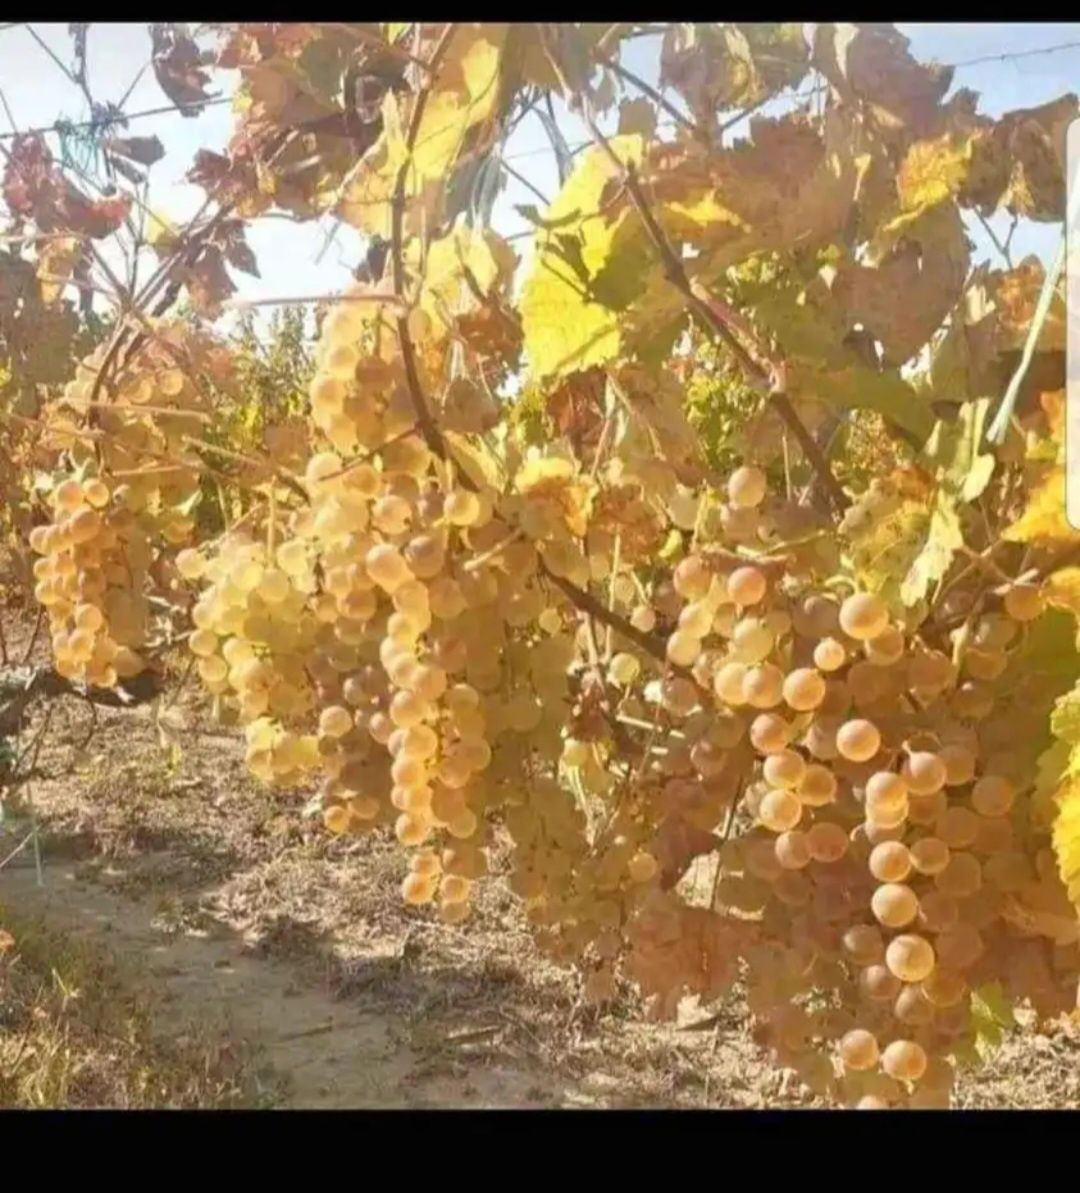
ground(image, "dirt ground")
xmin=2 ymin=614 xmax=1079 ymax=1109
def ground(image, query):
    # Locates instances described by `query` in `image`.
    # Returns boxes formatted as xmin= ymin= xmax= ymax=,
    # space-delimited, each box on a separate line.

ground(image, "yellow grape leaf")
xmin=1046 ymin=684 xmax=1080 ymax=911
xmin=1002 ymin=387 xmax=1075 ymax=544
xmin=338 ymin=135 xmax=396 ymax=238
xmin=895 ymin=127 xmax=982 ymax=215
xmin=990 ymin=612 xmax=1080 ymax=818
xmin=416 ymin=221 xmax=516 ymax=336
xmin=841 ymin=473 xmax=933 ymax=607
xmin=1053 ymin=772 xmax=1080 ymax=906
xmin=36 ymin=235 xmax=83 ymax=305
xmin=922 ymin=398 xmax=995 ymax=502
xmin=1050 ymin=682 xmax=1080 ymax=878
xmin=341 ymin=26 xmax=508 ymax=237
xmin=1041 ymin=387 xmax=1066 ymax=442
xmin=520 ymin=136 xmax=654 ymax=379
xmin=1051 ymin=688 xmax=1080 ymax=749
xmin=1034 ymin=737 xmax=1073 ymax=829
xmin=388 ymin=24 xmax=507 ymax=186
xmin=1046 ymin=568 xmax=1080 ymax=618
xmin=1004 ymin=466 xmax=1076 ymax=545
xmin=663 ymin=191 xmax=745 ymax=241
xmin=649 ymin=108 xmax=866 ymax=272
xmin=1033 ymin=680 xmax=1080 ymax=829
xmin=964 ymin=983 xmax=1016 ymax=1063
xmin=900 ymin=490 xmax=962 ymax=606
xmin=146 ymin=207 xmax=180 ymax=255
xmin=445 ymin=430 xmax=504 ymax=491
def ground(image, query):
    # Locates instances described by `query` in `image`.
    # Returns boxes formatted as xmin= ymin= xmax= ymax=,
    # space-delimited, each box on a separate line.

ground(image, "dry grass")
xmin=0 ymin=909 xmax=268 ymax=1108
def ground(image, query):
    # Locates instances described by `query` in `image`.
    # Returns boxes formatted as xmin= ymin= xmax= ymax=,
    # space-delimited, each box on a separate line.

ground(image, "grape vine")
xmin=3 ymin=21 xmax=1080 ymax=1109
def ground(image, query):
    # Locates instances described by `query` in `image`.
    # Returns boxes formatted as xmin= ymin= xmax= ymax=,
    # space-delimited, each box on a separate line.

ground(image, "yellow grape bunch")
xmin=28 ymin=324 xmax=229 ymax=684
xmin=29 ymin=473 xmax=148 ymax=684
xmin=174 ymin=289 xmax=562 ymax=926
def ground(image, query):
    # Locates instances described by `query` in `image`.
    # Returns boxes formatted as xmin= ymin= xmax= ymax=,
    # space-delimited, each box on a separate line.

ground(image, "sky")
xmin=1 ymin=21 xmax=1079 ymax=322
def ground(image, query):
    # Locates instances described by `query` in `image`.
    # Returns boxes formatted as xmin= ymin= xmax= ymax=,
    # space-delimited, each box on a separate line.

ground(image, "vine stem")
xmin=378 ymin=25 xmax=674 ymax=661
xmin=596 ymin=52 xmax=706 ymax=142
xmin=580 ymin=107 xmax=849 ymax=514
xmin=543 ymin=568 xmax=668 ymax=662
xmin=376 ymin=28 xmax=813 ymax=668
xmin=390 ymin=23 xmax=459 ymax=461
xmin=180 ymin=435 xmax=309 ymax=504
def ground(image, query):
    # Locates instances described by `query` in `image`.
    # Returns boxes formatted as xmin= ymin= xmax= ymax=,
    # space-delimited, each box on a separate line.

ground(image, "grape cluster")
xmin=87 ymin=289 xmax=1076 ymax=1110
xmin=612 ymin=485 xmax=1077 ymax=1108
xmin=181 ymin=289 xmax=565 ymax=925
xmin=29 ymin=474 xmax=149 ymax=684
xmin=32 ymin=325 xmax=226 ymax=680
xmin=52 ymin=324 xmax=216 ymax=541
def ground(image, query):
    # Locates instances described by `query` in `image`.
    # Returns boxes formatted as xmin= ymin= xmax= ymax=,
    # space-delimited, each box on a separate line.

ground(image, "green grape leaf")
xmin=968 ymin=982 xmax=1016 ymax=1062
xmin=921 ymin=398 xmax=995 ymax=502
xmin=741 ymin=274 xmax=935 ymax=439
xmin=841 ymin=475 xmax=933 ymax=608
xmin=1050 ymin=681 xmax=1080 ymax=746
xmin=900 ymin=489 xmax=962 ymax=605
xmin=521 ymin=136 xmax=654 ymax=379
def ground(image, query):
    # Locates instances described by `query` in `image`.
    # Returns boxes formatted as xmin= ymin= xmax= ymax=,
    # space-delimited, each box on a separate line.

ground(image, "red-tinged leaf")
xmin=2 ymin=135 xmax=54 ymax=219
xmin=653 ymin=816 xmax=719 ymax=891
xmin=545 ymin=368 xmax=606 ymax=447
xmin=3 ymin=133 xmax=132 ymax=238
xmin=218 ymin=219 xmax=260 ymax=278
xmin=213 ymin=23 xmax=282 ymax=70
xmin=63 ymin=191 xmax=132 ymax=239
xmin=187 ymin=147 xmax=263 ymax=212
xmin=184 ymin=245 xmax=235 ymax=317
xmin=105 ymin=134 xmax=166 ymax=166
xmin=812 ymin=23 xmax=953 ymax=137
xmin=187 ymin=148 xmax=233 ymax=190
xmin=226 ymin=238 xmax=259 ymax=278
xmin=268 ymin=23 xmax=304 ymax=55
xmin=833 ymin=200 xmax=970 ymax=367
xmin=962 ymin=94 xmax=1079 ymax=222
xmin=150 ymin=22 xmax=215 ymax=114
